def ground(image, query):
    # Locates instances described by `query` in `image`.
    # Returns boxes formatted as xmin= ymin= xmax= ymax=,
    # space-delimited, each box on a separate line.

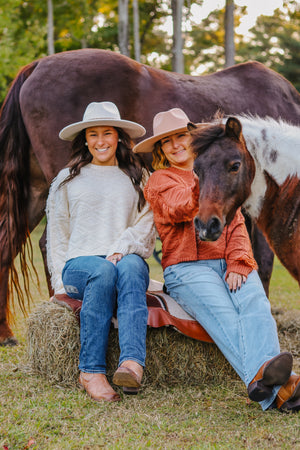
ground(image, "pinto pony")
xmin=1 ymin=49 xmax=300 ymax=345
xmin=191 ymin=116 xmax=300 ymax=284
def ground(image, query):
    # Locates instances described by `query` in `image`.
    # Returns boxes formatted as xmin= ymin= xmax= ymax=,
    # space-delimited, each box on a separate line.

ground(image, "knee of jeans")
xmin=120 ymin=254 xmax=148 ymax=272
xmin=118 ymin=255 xmax=149 ymax=283
xmin=89 ymin=259 xmax=117 ymax=286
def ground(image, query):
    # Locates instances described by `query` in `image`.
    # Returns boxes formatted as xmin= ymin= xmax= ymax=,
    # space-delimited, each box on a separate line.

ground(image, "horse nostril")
xmin=208 ymin=217 xmax=222 ymax=237
xmin=194 ymin=216 xmax=222 ymax=241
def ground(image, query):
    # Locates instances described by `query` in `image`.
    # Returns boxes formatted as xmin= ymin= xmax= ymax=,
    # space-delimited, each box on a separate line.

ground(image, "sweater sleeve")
xmin=106 ymin=201 xmax=157 ymax=259
xmin=225 ymin=208 xmax=258 ymax=278
xmin=107 ymin=172 xmax=157 ymax=259
xmin=144 ymin=170 xmax=199 ymax=225
xmin=46 ymin=171 xmax=70 ymax=294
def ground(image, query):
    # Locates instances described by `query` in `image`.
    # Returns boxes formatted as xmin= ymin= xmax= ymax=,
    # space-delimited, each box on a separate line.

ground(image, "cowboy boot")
xmin=276 ymin=375 xmax=300 ymax=412
xmin=79 ymin=372 xmax=121 ymax=402
xmin=113 ymin=360 xmax=143 ymax=395
xmin=248 ymin=352 xmax=293 ymax=402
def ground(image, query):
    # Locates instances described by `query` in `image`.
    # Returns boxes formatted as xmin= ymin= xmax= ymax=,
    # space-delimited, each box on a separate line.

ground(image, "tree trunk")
xmin=224 ymin=0 xmax=235 ymax=67
xmin=118 ymin=0 xmax=129 ymax=56
xmin=171 ymin=0 xmax=184 ymax=73
xmin=47 ymin=0 xmax=55 ymax=55
xmin=132 ymin=0 xmax=141 ymax=62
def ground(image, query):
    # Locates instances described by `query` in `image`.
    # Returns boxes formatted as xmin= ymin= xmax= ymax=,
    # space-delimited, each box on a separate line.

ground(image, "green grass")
xmin=269 ymin=258 xmax=300 ymax=310
xmin=1 ymin=221 xmax=300 ymax=449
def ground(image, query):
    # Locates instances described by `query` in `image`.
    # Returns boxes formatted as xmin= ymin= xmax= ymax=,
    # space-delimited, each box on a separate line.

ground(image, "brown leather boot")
xmin=113 ymin=360 xmax=143 ymax=395
xmin=79 ymin=372 xmax=121 ymax=402
xmin=248 ymin=352 xmax=292 ymax=402
xmin=276 ymin=375 xmax=300 ymax=412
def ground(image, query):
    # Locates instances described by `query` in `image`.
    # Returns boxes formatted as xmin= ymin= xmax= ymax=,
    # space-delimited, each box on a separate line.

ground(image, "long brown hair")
xmin=59 ymin=127 xmax=148 ymax=211
xmin=152 ymin=141 xmax=170 ymax=170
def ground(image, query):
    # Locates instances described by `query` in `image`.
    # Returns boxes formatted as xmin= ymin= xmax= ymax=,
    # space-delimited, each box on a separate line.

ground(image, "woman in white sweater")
xmin=46 ymin=102 xmax=156 ymax=402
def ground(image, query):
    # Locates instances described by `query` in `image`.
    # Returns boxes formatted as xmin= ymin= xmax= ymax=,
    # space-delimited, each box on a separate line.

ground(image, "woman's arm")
xmin=225 ymin=208 xmax=258 ymax=282
xmin=107 ymin=198 xmax=157 ymax=260
xmin=144 ymin=171 xmax=199 ymax=225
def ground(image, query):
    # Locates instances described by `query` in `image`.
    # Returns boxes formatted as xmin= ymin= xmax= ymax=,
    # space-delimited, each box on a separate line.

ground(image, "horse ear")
xmin=187 ymin=122 xmax=197 ymax=131
xmin=225 ymin=117 xmax=242 ymax=140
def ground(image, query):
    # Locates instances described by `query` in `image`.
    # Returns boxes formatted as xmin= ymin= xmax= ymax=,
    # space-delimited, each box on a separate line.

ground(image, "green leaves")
xmin=0 ymin=0 xmax=299 ymax=105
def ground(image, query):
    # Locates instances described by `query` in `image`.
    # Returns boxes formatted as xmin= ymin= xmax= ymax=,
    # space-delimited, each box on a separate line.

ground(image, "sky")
xmin=193 ymin=0 xmax=285 ymax=35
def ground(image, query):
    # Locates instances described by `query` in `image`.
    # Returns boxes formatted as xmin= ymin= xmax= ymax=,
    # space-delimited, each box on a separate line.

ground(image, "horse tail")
xmin=0 ymin=60 xmax=39 ymax=319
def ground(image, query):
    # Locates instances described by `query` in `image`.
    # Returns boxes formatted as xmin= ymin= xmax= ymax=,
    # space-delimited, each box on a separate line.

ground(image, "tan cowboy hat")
xmin=59 ymin=101 xmax=146 ymax=141
xmin=133 ymin=108 xmax=191 ymax=153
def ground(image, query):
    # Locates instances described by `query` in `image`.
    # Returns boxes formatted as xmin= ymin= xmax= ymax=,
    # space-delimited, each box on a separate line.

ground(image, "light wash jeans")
xmin=62 ymin=254 xmax=149 ymax=374
xmin=164 ymin=259 xmax=282 ymax=410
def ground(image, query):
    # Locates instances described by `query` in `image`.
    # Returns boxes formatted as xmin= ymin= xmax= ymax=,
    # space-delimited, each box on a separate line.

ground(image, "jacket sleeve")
xmin=107 ymin=172 xmax=157 ymax=259
xmin=46 ymin=172 xmax=70 ymax=294
xmin=225 ymin=208 xmax=258 ymax=278
xmin=144 ymin=171 xmax=199 ymax=225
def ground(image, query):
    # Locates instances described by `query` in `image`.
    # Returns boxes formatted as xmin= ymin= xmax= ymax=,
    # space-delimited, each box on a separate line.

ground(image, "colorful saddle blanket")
xmin=52 ymin=279 xmax=213 ymax=343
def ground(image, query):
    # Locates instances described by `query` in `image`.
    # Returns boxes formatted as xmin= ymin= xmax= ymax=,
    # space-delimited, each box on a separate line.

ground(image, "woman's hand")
xmin=226 ymin=272 xmax=247 ymax=292
xmin=106 ymin=253 xmax=123 ymax=266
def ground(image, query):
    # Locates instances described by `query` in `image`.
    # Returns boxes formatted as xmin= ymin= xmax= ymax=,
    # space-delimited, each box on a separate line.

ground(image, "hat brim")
xmin=133 ymin=125 xmax=188 ymax=154
xmin=59 ymin=119 xmax=146 ymax=141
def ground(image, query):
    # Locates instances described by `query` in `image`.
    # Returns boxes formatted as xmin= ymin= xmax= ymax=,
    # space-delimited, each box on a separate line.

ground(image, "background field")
xmin=0 ymin=220 xmax=299 ymax=449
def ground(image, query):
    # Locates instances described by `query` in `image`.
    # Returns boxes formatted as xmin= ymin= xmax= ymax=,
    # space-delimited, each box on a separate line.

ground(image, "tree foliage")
xmin=0 ymin=1 xmax=47 ymax=101
xmin=240 ymin=0 xmax=300 ymax=92
xmin=185 ymin=4 xmax=247 ymax=74
xmin=0 ymin=0 xmax=299 ymax=104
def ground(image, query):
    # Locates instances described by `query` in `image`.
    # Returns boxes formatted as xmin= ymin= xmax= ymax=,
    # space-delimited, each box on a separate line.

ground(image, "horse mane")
xmin=192 ymin=113 xmax=300 ymax=185
xmin=189 ymin=121 xmax=226 ymax=156
xmin=234 ymin=115 xmax=300 ymax=185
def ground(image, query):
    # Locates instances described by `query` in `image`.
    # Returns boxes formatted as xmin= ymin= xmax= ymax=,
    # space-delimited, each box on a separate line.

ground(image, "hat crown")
xmin=153 ymin=108 xmax=190 ymax=136
xmin=83 ymin=102 xmax=121 ymax=122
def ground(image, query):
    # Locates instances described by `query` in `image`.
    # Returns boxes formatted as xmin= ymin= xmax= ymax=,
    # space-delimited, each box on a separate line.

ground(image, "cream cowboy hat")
xmin=133 ymin=108 xmax=191 ymax=153
xmin=59 ymin=101 xmax=146 ymax=141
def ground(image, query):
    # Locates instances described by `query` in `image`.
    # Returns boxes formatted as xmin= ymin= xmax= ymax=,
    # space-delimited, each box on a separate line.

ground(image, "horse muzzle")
xmin=194 ymin=216 xmax=224 ymax=241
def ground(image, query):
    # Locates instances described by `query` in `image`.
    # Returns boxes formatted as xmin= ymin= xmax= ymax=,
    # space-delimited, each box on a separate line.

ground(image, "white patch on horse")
xmin=235 ymin=115 xmax=300 ymax=218
xmin=242 ymin=143 xmax=267 ymax=219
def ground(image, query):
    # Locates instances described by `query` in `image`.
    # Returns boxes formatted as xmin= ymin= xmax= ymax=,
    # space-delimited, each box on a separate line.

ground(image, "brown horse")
xmin=1 ymin=48 xmax=300 ymax=345
xmin=191 ymin=116 xmax=300 ymax=285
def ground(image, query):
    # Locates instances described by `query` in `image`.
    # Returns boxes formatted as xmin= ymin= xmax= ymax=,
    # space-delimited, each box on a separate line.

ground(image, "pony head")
xmin=189 ymin=117 xmax=256 ymax=241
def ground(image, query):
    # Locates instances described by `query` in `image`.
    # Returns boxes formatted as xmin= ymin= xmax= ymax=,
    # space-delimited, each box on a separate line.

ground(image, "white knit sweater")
xmin=46 ymin=163 xmax=156 ymax=293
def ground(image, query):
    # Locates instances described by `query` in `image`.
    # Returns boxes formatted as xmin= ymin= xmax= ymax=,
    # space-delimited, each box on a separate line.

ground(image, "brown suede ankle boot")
xmin=248 ymin=352 xmax=292 ymax=402
xmin=276 ymin=375 xmax=300 ymax=412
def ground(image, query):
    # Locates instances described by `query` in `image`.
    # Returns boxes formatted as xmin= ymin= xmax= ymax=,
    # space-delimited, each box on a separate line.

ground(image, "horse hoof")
xmin=0 ymin=336 xmax=19 ymax=346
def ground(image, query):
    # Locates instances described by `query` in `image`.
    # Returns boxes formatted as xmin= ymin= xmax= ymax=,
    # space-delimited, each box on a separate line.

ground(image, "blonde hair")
xmin=152 ymin=141 xmax=170 ymax=170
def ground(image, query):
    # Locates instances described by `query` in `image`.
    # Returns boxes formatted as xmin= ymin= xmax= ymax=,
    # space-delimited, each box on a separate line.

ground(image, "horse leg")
xmin=0 ymin=269 xmax=18 ymax=346
xmin=28 ymin=150 xmax=51 ymax=297
xmin=251 ymin=225 xmax=274 ymax=297
xmin=39 ymin=225 xmax=54 ymax=297
xmin=244 ymin=213 xmax=274 ymax=296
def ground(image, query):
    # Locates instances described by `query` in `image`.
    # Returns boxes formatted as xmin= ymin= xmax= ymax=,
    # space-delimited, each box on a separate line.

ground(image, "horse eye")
xmin=229 ymin=162 xmax=241 ymax=173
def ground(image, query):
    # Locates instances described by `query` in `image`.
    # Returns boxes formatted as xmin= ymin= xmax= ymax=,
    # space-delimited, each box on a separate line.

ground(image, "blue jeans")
xmin=62 ymin=254 xmax=149 ymax=374
xmin=164 ymin=259 xmax=282 ymax=410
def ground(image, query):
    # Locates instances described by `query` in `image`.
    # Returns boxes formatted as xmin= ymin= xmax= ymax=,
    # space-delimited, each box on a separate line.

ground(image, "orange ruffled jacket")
xmin=144 ymin=167 xmax=258 ymax=278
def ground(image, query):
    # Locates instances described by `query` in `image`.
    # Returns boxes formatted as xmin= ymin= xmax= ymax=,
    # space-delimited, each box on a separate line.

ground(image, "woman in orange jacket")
xmin=133 ymin=107 xmax=300 ymax=413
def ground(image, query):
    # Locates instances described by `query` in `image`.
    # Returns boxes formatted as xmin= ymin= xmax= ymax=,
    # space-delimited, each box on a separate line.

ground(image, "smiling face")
xmin=160 ymin=132 xmax=194 ymax=170
xmin=85 ymin=126 xmax=119 ymax=166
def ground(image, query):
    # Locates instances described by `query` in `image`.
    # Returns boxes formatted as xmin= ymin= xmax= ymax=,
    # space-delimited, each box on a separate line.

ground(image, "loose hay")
xmin=272 ymin=307 xmax=300 ymax=372
xmin=26 ymin=301 xmax=300 ymax=388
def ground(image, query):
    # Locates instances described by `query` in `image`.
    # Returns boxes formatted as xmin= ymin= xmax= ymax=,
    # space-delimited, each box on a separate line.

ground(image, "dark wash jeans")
xmin=62 ymin=254 xmax=149 ymax=374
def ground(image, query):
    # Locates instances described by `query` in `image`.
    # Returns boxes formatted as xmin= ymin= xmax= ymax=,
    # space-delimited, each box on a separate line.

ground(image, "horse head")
xmin=189 ymin=117 xmax=256 ymax=241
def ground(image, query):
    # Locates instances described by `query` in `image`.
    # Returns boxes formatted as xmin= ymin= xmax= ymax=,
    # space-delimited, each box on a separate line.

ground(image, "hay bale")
xmin=26 ymin=301 xmax=236 ymax=387
xmin=26 ymin=301 xmax=300 ymax=387
xmin=26 ymin=302 xmax=80 ymax=386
